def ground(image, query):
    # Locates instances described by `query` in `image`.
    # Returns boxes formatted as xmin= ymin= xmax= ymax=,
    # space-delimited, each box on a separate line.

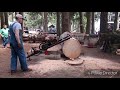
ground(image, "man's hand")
xmin=18 ymin=43 xmax=22 ymax=48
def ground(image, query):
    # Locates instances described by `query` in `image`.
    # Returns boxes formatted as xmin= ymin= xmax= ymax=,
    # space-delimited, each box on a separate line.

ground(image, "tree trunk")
xmin=79 ymin=12 xmax=84 ymax=33
xmin=15 ymin=12 xmax=19 ymax=16
xmin=43 ymin=12 xmax=48 ymax=32
xmin=70 ymin=12 xmax=74 ymax=31
xmin=39 ymin=12 xmax=44 ymax=30
xmin=19 ymin=12 xmax=23 ymax=15
xmin=15 ymin=12 xmax=17 ymax=15
xmin=114 ymin=12 xmax=119 ymax=31
xmin=72 ymin=21 xmax=74 ymax=31
xmin=86 ymin=12 xmax=92 ymax=34
xmin=0 ymin=12 xmax=5 ymax=28
xmin=12 ymin=12 xmax=14 ymax=21
xmin=91 ymin=12 xmax=95 ymax=34
xmin=57 ymin=12 xmax=61 ymax=36
xmin=62 ymin=12 xmax=70 ymax=33
xmin=4 ymin=12 xmax=9 ymax=27
xmin=60 ymin=13 xmax=62 ymax=34
xmin=69 ymin=13 xmax=71 ymax=32
xmin=100 ymin=12 xmax=108 ymax=33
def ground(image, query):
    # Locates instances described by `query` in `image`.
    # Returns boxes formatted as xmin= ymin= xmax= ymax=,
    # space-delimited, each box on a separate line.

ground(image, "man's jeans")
xmin=10 ymin=43 xmax=28 ymax=71
xmin=3 ymin=37 xmax=9 ymax=47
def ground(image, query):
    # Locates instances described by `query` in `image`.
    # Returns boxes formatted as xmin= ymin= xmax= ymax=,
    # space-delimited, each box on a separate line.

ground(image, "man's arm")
xmin=14 ymin=30 xmax=21 ymax=44
xmin=0 ymin=29 xmax=4 ymax=37
xmin=13 ymin=23 xmax=22 ymax=46
xmin=0 ymin=30 xmax=2 ymax=36
xmin=8 ymin=29 xmax=10 ymax=40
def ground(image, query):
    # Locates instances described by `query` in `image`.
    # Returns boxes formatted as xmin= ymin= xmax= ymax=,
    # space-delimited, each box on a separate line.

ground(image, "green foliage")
xmin=71 ymin=12 xmax=87 ymax=32
xmin=47 ymin=12 xmax=57 ymax=26
xmin=24 ymin=12 xmax=88 ymax=32
xmin=25 ymin=12 xmax=57 ymax=29
xmin=83 ymin=15 xmax=87 ymax=32
xmin=25 ymin=12 xmax=43 ymax=28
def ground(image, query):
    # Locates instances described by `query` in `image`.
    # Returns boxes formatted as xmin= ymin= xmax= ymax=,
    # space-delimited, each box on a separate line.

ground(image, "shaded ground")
xmin=0 ymin=41 xmax=120 ymax=78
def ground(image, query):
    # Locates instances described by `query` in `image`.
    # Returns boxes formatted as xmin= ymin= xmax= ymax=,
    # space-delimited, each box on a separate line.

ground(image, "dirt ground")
xmin=0 ymin=40 xmax=120 ymax=78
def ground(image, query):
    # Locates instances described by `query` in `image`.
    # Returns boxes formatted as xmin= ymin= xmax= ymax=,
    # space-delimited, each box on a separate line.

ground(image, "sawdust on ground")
xmin=0 ymin=42 xmax=120 ymax=78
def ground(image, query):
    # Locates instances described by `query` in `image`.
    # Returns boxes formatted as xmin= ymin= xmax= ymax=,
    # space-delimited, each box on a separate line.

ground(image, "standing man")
xmin=0 ymin=25 xmax=9 ymax=48
xmin=48 ymin=25 xmax=57 ymax=33
xmin=9 ymin=14 xmax=32 ymax=74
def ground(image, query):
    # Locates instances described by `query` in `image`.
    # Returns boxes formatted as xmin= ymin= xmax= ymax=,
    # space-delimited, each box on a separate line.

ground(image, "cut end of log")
xmin=62 ymin=38 xmax=82 ymax=60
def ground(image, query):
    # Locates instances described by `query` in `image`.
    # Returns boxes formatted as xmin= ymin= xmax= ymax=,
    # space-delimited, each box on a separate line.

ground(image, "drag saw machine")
xmin=26 ymin=35 xmax=72 ymax=60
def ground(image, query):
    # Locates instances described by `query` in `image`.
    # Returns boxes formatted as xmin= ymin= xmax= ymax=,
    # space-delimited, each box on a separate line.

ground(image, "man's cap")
xmin=15 ymin=14 xmax=25 ymax=20
xmin=49 ymin=25 xmax=55 ymax=28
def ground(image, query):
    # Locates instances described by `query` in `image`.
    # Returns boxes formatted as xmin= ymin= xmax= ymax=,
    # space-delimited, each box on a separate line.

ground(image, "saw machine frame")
xmin=26 ymin=35 xmax=72 ymax=60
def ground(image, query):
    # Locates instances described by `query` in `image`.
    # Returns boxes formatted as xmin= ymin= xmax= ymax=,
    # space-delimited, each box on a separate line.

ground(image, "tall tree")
xmin=114 ymin=12 xmax=119 ymax=31
xmin=19 ymin=12 xmax=23 ymax=15
xmin=86 ymin=12 xmax=92 ymax=34
xmin=43 ymin=12 xmax=48 ymax=32
xmin=79 ymin=12 xmax=84 ymax=33
xmin=57 ymin=12 xmax=61 ymax=36
xmin=100 ymin=12 xmax=108 ymax=33
xmin=15 ymin=12 xmax=19 ymax=15
xmin=70 ymin=12 xmax=75 ymax=31
xmin=0 ymin=12 xmax=5 ymax=28
xmin=12 ymin=12 xmax=14 ymax=21
xmin=91 ymin=12 xmax=95 ymax=34
xmin=4 ymin=12 xmax=9 ymax=27
xmin=69 ymin=13 xmax=71 ymax=32
xmin=62 ymin=12 xmax=70 ymax=33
